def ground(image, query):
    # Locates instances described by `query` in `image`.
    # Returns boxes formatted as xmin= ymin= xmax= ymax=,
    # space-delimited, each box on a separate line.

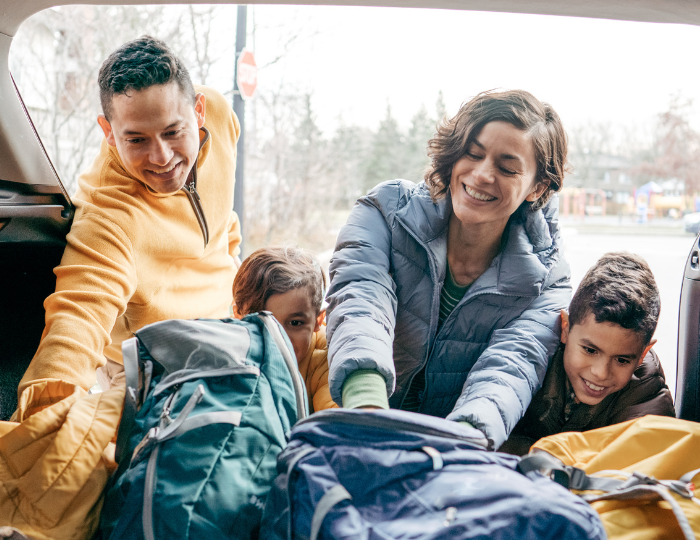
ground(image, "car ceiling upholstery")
xmin=2 ymin=0 xmax=700 ymax=38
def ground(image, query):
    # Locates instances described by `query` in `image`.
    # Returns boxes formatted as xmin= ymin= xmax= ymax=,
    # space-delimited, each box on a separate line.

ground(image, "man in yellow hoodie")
xmin=15 ymin=36 xmax=242 ymax=419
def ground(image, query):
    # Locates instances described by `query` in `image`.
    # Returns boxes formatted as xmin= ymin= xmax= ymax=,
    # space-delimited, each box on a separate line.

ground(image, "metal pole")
xmin=233 ymin=4 xmax=247 ymax=254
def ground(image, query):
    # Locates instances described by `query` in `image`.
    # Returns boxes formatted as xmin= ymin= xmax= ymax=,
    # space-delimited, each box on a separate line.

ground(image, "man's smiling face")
xmin=97 ymin=82 xmax=205 ymax=194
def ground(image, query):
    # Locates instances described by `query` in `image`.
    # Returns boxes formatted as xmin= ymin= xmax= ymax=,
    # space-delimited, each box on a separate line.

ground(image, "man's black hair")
xmin=568 ymin=252 xmax=660 ymax=344
xmin=98 ymin=35 xmax=195 ymax=121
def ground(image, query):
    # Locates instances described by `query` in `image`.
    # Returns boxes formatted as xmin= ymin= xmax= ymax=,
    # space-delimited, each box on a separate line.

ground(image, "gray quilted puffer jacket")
xmin=326 ymin=180 xmax=571 ymax=449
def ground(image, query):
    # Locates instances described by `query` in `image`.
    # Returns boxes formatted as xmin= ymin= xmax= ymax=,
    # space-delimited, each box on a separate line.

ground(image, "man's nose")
xmin=149 ymin=138 xmax=174 ymax=166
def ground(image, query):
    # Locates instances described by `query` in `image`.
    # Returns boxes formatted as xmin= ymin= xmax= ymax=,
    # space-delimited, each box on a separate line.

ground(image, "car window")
xmin=10 ymin=5 xmax=700 ymax=393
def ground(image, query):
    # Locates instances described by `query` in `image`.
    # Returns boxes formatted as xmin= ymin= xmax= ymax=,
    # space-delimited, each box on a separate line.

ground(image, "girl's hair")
xmin=233 ymin=246 xmax=326 ymax=316
xmin=425 ymin=89 xmax=569 ymax=211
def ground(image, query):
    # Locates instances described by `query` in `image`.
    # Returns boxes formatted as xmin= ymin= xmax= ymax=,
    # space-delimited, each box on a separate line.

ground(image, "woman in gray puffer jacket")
xmin=326 ymin=90 xmax=572 ymax=450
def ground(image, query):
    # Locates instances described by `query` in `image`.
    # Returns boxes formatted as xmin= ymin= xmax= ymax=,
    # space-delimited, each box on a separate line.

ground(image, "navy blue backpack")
xmin=260 ymin=408 xmax=606 ymax=540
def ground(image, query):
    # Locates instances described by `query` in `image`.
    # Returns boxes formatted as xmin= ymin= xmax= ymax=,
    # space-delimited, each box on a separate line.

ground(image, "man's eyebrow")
xmin=123 ymin=122 xmax=182 ymax=136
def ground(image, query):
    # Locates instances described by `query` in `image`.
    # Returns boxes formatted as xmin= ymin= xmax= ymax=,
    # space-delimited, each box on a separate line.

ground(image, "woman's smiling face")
xmin=449 ymin=121 xmax=544 ymax=229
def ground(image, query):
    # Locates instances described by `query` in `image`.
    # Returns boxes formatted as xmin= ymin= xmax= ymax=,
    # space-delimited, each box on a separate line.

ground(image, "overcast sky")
xmin=210 ymin=5 xmax=700 ymax=138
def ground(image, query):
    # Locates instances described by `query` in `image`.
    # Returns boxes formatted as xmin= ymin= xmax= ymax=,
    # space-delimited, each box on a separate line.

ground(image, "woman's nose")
xmin=473 ymin=159 xmax=495 ymax=184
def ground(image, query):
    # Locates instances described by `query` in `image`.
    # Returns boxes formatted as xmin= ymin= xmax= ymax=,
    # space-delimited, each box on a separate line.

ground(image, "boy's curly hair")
xmin=233 ymin=246 xmax=326 ymax=316
xmin=569 ymin=252 xmax=660 ymax=344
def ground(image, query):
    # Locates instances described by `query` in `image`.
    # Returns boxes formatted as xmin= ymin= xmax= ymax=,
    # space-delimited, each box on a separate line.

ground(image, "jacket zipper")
xmin=183 ymin=172 xmax=209 ymax=248
xmin=394 ymin=216 xmax=527 ymax=411
xmin=182 ymin=128 xmax=211 ymax=248
xmin=394 ymin=215 xmax=443 ymax=409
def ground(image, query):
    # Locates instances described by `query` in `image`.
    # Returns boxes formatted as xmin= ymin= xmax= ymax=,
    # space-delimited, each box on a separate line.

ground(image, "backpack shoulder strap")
xmin=115 ymin=337 xmax=141 ymax=464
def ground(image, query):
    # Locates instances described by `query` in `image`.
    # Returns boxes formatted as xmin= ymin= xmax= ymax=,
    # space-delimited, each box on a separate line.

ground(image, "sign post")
xmin=232 ymin=6 xmax=257 ymax=255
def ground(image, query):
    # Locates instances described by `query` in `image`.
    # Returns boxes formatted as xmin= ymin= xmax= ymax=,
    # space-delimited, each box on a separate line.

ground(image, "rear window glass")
xmin=10 ymin=5 xmax=700 ymax=388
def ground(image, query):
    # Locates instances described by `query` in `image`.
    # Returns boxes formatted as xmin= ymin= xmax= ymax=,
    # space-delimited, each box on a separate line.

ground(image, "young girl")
xmin=232 ymin=246 xmax=337 ymax=412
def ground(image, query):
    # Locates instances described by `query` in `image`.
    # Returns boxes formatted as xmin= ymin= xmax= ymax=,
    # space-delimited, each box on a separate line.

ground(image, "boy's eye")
xmin=582 ymin=346 xmax=597 ymax=355
xmin=165 ymin=130 xmax=178 ymax=137
xmin=127 ymin=138 xmax=144 ymax=144
xmin=288 ymin=320 xmax=305 ymax=327
xmin=616 ymin=358 xmax=631 ymax=365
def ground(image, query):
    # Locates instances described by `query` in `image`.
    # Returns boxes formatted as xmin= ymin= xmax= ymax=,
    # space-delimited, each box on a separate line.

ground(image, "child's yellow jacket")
xmin=297 ymin=326 xmax=338 ymax=412
xmin=17 ymin=86 xmax=241 ymax=417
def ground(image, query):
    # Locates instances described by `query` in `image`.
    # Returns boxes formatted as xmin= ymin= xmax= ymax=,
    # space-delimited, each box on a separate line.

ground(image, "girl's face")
xmin=449 ymin=121 xmax=545 ymax=231
xmin=264 ymin=287 xmax=322 ymax=362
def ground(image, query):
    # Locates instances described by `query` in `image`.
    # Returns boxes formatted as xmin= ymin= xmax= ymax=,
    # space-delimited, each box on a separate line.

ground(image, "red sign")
xmin=237 ymin=49 xmax=258 ymax=101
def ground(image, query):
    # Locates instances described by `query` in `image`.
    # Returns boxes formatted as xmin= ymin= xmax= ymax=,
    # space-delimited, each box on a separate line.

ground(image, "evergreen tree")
xmin=435 ymin=90 xmax=447 ymax=124
xmin=363 ymin=104 xmax=405 ymax=194
xmin=403 ymin=104 xmax=435 ymax=182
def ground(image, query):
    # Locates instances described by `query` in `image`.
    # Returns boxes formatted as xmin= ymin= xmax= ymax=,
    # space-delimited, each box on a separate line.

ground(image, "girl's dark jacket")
xmin=499 ymin=345 xmax=676 ymax=456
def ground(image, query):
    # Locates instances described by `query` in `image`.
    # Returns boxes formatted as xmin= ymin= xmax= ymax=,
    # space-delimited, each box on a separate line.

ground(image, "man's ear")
xmin=560 ymin=309 xmax=570 ymax=344
xmin=525 ymin=179 xmax=550 ymax=202
xmin=315 ymin=309 xmax=326 ymax=333
xmin=639 ymin=339 xmax=657 ymax=366
xmin=97 ymin=114 xmax=116 ymax=147
xmin=194 ymin=92 xmax=206 ymax=129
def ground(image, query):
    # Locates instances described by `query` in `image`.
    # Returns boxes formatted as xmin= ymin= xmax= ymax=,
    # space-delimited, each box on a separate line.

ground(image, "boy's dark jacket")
xmin=499 ymin=345 xmax=676 ymax=456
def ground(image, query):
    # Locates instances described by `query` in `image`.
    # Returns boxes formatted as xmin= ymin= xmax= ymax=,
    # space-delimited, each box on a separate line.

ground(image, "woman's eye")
xmin=582 ymin=346 xmax=597 ymax=355
xmin=466 ymin=152 xmax=482 ymax=160
xmin=127 ymin=138 xmax=143 ymax=144
xmin=500 ymin=167 xmax=517 ymax=176
xmin=616 ymin=358 xmax=631 ymax=365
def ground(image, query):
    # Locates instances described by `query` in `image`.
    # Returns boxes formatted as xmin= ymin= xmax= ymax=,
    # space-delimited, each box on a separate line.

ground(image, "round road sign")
xmin=237 ymin=48 xmax=258 ymax=101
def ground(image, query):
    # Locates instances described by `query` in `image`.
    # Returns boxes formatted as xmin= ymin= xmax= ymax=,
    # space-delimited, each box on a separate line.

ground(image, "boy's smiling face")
xmin=561 ymin=310 xmax=655 ymax=405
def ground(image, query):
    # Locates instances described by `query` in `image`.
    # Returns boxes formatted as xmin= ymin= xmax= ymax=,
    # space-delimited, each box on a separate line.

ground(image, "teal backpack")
xmin=100 ymin=312 xmax=308 ymax=540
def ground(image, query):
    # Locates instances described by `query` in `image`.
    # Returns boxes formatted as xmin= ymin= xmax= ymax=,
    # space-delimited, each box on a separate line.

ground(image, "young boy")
xmin=500 ymin=252 xmax=675 ymax=456
xmin=232 ymin=246 xmax=337 ymax=413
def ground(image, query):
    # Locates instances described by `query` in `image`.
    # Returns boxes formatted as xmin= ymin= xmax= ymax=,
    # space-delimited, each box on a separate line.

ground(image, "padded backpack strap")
xmin=310 ymin=484 xmax=353 ymax=540
xmin=115 ymin=337 xmax=141 ymax=464
xmin=258 ymin=311 xmax=308 ymax=420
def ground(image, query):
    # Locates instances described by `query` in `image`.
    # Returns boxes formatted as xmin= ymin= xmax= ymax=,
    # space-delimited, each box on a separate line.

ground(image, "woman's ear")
xmin=315 ymin=309 xmax=326 ymax=332
xmin=560 ymin=309 xmax=570 ymax=344
xmin=525 ymin=179 xmax=550 ymax=202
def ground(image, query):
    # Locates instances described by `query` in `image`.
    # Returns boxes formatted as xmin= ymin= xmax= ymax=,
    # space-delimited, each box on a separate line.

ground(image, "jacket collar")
xmin=395 ymin=182 xmax=564 ymax=297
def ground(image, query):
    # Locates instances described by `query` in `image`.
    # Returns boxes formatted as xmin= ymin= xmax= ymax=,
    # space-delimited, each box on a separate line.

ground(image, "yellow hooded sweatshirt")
xmin=17 ymin=86 xmax=241 ymax=417
xmin=298 ymin=326 xmax=338 ymax=413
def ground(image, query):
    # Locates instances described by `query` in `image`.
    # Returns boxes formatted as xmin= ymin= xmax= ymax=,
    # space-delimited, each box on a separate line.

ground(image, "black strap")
xmin=517 ymin=452 xmax=622 ymax=491
xmin=115 ymin=337 xmax=141 ymax=464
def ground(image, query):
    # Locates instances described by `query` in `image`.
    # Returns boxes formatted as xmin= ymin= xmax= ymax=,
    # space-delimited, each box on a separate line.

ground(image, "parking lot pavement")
xmin=561 ymin=227 xmax=698 ymax=396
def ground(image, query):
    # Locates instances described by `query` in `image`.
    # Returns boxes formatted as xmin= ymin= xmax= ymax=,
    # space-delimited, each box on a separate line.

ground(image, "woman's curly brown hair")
xmin=425 ymin=89 xmax=569 ymax=211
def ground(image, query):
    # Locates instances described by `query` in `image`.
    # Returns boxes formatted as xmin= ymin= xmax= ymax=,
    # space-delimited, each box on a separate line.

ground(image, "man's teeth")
xmin=150 ymin=163 xmax=178 ymax=175
xmin=585 ymin=379 xmax=605 ymax=392
xmin=465 ymin=185 xmax=496 ymax=201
